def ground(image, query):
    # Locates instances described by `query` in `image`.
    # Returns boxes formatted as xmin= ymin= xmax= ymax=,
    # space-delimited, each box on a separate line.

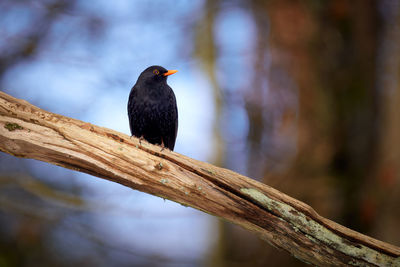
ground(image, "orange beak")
xmin=163 ymin=70 xmax=178 ymax=76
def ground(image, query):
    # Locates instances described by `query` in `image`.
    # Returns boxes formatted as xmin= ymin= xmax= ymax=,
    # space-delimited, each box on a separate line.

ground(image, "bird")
xmin=127 ymin=65 xmax=178 ymax=151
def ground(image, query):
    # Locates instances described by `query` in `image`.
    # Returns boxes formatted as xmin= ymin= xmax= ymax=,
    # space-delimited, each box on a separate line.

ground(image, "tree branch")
xmin=0 ymin=91 xmax=399 ymax=266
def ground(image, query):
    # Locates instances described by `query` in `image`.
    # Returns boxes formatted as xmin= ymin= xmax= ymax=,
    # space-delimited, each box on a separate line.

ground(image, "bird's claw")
xmin=160 ymin=140 xmax=166 ymax=152
xmin=139 ymin=136 xmax=144 ymax=146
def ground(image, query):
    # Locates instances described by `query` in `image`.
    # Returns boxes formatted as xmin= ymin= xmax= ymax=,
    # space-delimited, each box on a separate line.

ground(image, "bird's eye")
xmin=153 ymin=69 xmax=160 ymax=75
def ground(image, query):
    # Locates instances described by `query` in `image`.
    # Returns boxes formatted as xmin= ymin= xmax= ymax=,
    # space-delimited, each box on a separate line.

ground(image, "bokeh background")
xmin=1 ymin=0 xmax=400 ymax=266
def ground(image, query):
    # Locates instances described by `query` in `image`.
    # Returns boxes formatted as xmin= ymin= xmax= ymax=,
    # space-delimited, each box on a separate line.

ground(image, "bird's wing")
xmin=127 ymin=87 xmax=143 ymax=137
xmin=161 ymin=93 xmax=178 ymax=150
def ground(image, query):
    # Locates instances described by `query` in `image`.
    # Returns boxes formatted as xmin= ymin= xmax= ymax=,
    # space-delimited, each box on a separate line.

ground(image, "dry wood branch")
xmin=0 ymin=91 xmax=399 ymax=266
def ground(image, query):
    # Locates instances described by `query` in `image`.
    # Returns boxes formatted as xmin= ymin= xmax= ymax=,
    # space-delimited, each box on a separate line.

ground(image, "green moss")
xmin=156 ymin=162 xmax=163 ymax=170
xmin=160 ymin=178 xmax=169 ymax=184
xmin=4 ymin=122 xmax=23 ymax=131
xmin=347 ymin=260 xmax=365 ymax=266
xmin=201 ymin=168 xmax=216 ymax=175
xmin=240 ymin=188 xmax=399 ymax=266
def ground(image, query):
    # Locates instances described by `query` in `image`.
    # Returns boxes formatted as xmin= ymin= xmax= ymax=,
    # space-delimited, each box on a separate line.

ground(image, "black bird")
xmin=128 ymin=65 xmax=178 ymax=150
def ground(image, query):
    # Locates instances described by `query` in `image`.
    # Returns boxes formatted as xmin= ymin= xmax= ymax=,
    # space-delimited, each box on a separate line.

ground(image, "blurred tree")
xmin=258 ymin=0 xmax=382 ymax=229
xmin=0 ymin=0 xmax=76 ymax=79
xmin=197 ymin=0 xmax=400 ymax=266
xmin=365 ymin=0 xmax=400 ymax=245
xmin=194 ymin=0 xmax=225 ymax=167
xmin=257 ymin=0 xmax=399 ymax=235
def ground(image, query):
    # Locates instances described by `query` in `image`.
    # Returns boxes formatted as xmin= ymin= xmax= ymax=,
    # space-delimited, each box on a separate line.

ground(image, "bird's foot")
xmin=139 ymin=136 xmax=144 ymax=146
xmin=160 ymin=140 xmax=165 ymax=152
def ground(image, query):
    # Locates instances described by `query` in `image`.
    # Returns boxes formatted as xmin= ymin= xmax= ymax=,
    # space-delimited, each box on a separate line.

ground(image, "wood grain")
xmin=0 ymin=91 xmax=399 ymax=266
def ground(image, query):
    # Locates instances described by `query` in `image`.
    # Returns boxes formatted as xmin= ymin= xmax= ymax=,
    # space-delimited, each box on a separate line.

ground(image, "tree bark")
xmin=0 ymin=91 xmax=399 ymax=266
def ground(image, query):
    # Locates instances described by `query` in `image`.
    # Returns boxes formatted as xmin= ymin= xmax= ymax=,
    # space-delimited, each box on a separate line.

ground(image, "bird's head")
xmin=138 ymin=65 xmax=178 ymax=85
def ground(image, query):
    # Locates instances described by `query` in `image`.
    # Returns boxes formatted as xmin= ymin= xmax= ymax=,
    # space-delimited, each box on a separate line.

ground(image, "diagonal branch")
xmin=0 ymin=91 xmax=399 ymax=266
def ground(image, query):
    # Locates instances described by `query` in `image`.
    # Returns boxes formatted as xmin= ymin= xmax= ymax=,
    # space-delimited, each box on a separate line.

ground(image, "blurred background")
xmin=1 ymin=0 xmax=399 ymax=266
